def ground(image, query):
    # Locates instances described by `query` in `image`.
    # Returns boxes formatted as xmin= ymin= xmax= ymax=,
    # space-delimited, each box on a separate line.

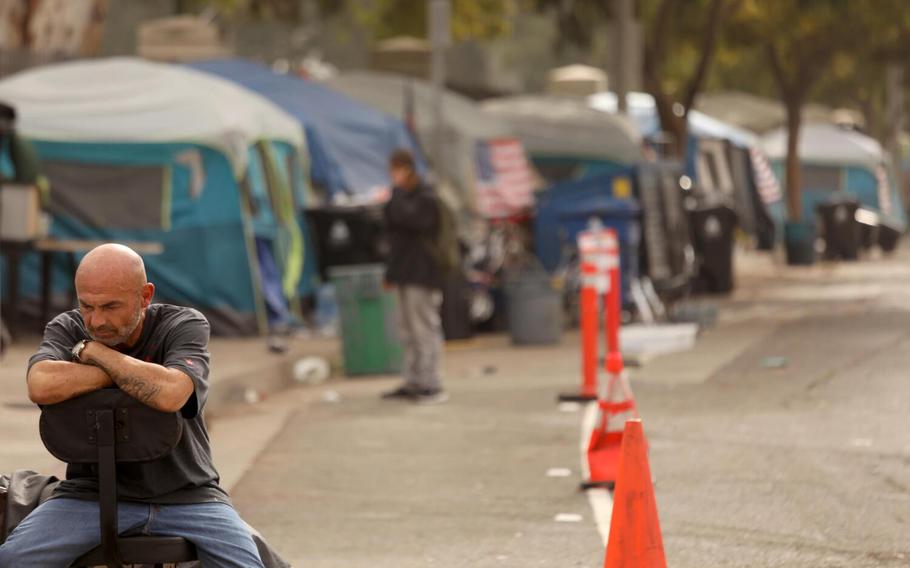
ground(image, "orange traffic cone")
xmin=582 ymin=369 xmax=638 ymax=489
xmin=603 ymin=419 xmax=666 ymax=568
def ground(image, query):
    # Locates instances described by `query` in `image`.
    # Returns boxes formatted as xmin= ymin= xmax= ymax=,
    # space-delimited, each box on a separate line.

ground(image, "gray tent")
xmin=324 ymin=71 xmax=536 ymax=220
xmin=482 ymin=94 xmax=643 ymax=165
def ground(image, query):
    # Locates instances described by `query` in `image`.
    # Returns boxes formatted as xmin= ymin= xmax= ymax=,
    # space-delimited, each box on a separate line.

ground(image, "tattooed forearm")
xmin=81 ymin=342 xmax=191 ymax=413
xmin=115 ymin=376 xmax=163 ymax=407
xmin=92 ymin=359 xmax=164 ymax=409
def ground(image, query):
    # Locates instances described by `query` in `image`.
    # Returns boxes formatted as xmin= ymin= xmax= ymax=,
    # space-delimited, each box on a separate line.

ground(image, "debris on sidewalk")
xmin=321 ymin=389 xmax=342 ymax=404
xmin=292 ymin=356 xmax=331 ymax=385
xmin=620 ymin=323 xmax=699 ymax=357
xmin=546 ymin=468 xmax=572 ymax=478
xmin=760 ymin=356 xmax=789 ymax=369
xmin=465 ymin=365 xmax=498 ymax=379
xmin=670 ymin=300 xmax=719 ymax=328
xmin=243 ymin=387 xmax=264 ymax=405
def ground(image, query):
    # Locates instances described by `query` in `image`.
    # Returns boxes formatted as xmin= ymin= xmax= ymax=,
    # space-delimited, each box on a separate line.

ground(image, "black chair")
xmin=39 ymin=389 xmax=198 ymax=568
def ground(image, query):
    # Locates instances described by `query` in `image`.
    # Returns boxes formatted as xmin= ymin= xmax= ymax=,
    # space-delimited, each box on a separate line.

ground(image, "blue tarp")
xmin=187 ymin=59 xmax=424 ymax=199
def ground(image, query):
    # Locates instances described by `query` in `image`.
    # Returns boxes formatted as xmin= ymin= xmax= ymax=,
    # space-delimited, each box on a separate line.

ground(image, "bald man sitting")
xmin=0 ymin=244 xmax=266 ymax=567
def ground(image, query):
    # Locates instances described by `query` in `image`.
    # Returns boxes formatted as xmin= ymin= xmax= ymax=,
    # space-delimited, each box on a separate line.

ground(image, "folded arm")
xmin=79 ymin=342 xmax=195 ymax=413
xmin=27 ymin=360 xmax=114 ymax=405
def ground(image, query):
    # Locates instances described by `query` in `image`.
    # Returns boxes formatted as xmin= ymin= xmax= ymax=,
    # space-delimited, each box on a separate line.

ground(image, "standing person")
xmin=0 ymin=244 xmax=267 ymax=567
xmin=381 ymin=149 xmax=449 ymax=404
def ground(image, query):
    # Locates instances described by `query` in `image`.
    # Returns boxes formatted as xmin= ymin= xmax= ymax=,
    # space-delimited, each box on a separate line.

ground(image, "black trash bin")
xmin=878 ymin=222 xmax=901 ymax=253
xmin=306 ymin=206 xmax=386 ymax=279
xmin=854 ymin=207 xmax=879 ymax=252
xmin=817 ymin=200 xmax=860 ymax=260
xmin=689 ymin=205 xmax=737 ymax=293
xmin=441 ymin=270 xmax=473 ymax=341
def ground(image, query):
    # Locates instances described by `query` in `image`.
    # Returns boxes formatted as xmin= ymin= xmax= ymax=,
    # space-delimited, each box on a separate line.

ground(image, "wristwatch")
xmin=71 ymin=339 xmax=92 ymax=362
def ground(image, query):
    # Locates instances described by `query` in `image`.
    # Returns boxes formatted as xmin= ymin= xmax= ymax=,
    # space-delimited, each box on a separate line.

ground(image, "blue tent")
xmin=590 ymin=91 xmax=786 ymax=241
xmin=763 ymin=123 xmax=907 ymax=231
xmin=187 ymin=59 xmax=424 ymax=201
xmin=0 ymin=58 xmax=308 ymax=335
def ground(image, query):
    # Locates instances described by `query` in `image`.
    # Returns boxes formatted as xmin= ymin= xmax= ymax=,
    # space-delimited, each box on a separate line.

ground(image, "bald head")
xmin=75 ymin=244 xmax=154 ymax=347
xmin=75 ymin=243 xmax=147 ymax=292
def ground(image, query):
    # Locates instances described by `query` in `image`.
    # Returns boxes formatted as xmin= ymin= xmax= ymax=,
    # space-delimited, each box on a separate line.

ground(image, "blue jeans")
xmin=0 ymin=498 xmax=265 ymax=567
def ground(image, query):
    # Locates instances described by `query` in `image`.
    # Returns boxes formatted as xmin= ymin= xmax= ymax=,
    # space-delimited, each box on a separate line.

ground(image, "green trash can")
xmin=784 ymin=221 xmax=817 ymax=266
xmin=329 ymin=264 xmax=402 ymax=376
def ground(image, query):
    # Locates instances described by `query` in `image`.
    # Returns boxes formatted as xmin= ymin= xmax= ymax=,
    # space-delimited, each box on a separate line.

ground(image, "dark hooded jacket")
xmin=383 ymin=183 xmax=443 ymax=290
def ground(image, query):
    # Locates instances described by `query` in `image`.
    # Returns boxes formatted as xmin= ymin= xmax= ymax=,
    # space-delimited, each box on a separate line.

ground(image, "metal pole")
xmin=429 ymin=0 xmax=450 ymax=184
xmin=614 ymin=0 xmax=633 ymax=114
xmin=886 ymin=62 xmax=905 ymax=208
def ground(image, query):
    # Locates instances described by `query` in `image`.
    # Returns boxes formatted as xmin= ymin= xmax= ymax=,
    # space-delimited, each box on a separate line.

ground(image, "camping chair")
xmin=39 ymin=388 xmax=198 ymax=568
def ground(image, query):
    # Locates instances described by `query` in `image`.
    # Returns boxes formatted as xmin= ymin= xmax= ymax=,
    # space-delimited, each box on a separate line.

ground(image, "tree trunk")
xmin=651 ymin=93 xmax=687 ymax=158
xmin=784 ymin=98 xmax=803 ymax=222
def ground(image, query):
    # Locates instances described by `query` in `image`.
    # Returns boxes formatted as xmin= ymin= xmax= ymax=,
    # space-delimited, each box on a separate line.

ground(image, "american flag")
xmin=749 ymin=146 xmax=783 ymax=205
xmin=474 ymin=138 xmax=536 ymax=219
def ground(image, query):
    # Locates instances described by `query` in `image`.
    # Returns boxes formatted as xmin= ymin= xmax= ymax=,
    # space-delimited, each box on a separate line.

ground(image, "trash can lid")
xmin=554 ymin=196 xmax=641 ymax=220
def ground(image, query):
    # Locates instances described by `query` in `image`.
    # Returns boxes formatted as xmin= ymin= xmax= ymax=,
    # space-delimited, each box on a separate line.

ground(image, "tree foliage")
xmin=719 ymin=0 xmax=910 ymax=221
xmin=190 ymin=0 xmax=516 ymax=41
xmin=530 ymin=0 xmax=610 ymax=54
xmin=346 ymin=0 xmax=515 ymax=41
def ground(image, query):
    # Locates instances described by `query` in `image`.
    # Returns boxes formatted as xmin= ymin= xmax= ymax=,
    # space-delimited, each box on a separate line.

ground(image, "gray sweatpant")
xmin=396 ymin=285 xmax=443 ymax=392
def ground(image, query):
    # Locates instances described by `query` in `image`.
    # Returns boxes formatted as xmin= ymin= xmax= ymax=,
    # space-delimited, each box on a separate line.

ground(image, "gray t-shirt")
xmin=28 ymin=303 xmax=229 ymax=505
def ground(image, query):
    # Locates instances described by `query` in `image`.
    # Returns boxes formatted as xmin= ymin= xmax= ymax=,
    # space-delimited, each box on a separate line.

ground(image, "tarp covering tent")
xmin=762 ymin=123 xmax=907 ymax=230
xmin=696 ymin=91 xmax=865 ymax=135
xmin=187 ymin=58 xmax=423 ymax=203
xmin=482 ymin=94 xmax=643 ymax=183
xmin=590 ymin=90 xmax=785 ymax=242
xmin=186 ymin=58 xmax=426 ymax=300
xmin=0 ymin=57 xmax=308 ymax=335
xmin=324 ymin=70 xmax=536 ymax=221
xmin=588 ymin=90 xmax=758 ymax=146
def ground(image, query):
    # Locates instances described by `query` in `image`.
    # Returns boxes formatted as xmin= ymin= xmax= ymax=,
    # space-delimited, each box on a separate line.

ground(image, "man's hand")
xmin=80 ymin=341 xmax=194 ymax=413
xmin=27 ymin=360 xmax=114 ymax=406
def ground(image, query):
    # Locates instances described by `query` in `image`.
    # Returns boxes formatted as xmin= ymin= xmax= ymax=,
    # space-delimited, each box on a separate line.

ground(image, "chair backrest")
xmin=39 ymin=388 xmax=184 ymax=568
xmin=40 ymin=388 xmax=183 ymax=464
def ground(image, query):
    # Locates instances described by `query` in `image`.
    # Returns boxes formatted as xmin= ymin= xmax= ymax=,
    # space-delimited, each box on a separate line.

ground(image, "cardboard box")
xmin=1 ymin=183 xmax=46 ymax=241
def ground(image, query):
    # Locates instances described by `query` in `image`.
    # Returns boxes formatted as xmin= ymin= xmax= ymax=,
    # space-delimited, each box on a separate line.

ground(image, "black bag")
xmin=424 ymin=196 xmax=460 ymax=275
xmin=0 ymin=470 xmax=60 ymax=544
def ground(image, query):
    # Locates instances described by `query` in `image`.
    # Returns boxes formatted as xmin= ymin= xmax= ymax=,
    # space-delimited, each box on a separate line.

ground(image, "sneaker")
xmin=381 ymin=385 xmax=418 ymax=400
xmin=414 ymin=388 xmax=449 ymax=405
